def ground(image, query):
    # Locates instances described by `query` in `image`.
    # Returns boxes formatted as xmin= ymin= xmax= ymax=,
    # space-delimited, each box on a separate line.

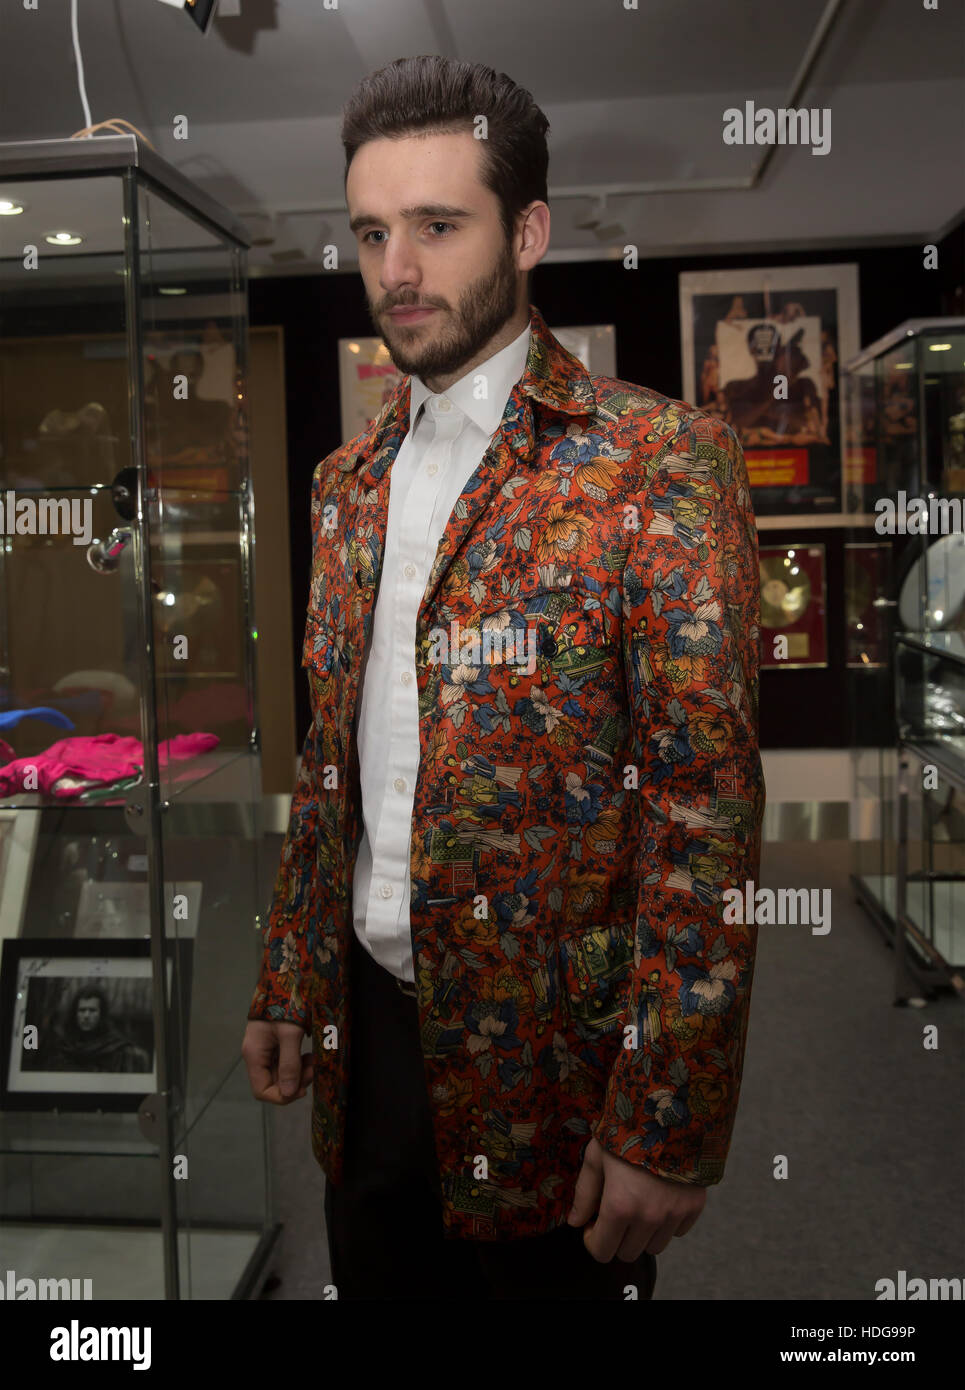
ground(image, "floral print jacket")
xmin=249 ymin=304 xmax=765 ymax=1241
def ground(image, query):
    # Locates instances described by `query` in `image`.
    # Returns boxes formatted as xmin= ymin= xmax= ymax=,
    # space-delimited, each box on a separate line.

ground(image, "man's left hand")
xmin=567 ymin=1136 xmax=707 ymax=1262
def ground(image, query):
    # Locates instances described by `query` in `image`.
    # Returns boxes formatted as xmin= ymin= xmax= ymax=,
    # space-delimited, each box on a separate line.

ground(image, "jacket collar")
xmin=338 ymin=303 xmax=597 ymax=475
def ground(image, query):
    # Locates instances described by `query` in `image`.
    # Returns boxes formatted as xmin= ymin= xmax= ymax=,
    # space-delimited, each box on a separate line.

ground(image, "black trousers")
xmin=323 ymin=928 xmax=658 ymax=1301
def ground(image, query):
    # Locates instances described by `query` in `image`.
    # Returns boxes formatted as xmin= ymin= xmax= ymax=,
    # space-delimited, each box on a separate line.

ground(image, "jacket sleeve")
xmin=248 ymin=464 xmax=330 ymax=1032
xmin=247 ymin=717 xmax=322 ymax=1031
xmin=592 ymin=412 xmax=765 ymax=1185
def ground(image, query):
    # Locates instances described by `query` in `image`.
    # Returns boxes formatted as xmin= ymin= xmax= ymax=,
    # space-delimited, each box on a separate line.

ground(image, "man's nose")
xmin=380 ymin=239 xmax=422 ymax=293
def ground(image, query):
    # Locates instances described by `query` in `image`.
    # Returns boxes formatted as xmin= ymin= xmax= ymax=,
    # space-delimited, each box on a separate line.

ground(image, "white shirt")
xmin=352 ymin=320 xmax=532 ymax=980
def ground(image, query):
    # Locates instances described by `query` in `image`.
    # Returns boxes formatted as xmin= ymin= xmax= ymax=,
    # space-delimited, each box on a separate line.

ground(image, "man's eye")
xmin=361 ymin=224 xmax=453 ymax=244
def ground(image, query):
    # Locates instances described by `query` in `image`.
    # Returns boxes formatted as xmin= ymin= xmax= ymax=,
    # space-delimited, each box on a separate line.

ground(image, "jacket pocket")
xmin=464 ymin=585 xmax=615 ymax=680
xmin=557 ymin=921 xmax=634 ymax=1037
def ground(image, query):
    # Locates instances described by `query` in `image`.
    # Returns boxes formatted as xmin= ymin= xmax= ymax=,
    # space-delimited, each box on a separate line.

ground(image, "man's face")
xmin=76 ymin=996 xmax=101 ymax=1032
xmin=347 ymin=130 xmax=521 ymax=380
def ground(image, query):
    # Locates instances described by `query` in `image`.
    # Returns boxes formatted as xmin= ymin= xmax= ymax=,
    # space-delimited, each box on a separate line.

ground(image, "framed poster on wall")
xmin=679 ymin=265 xmax=860 ymax=519
xmin=0 ymin=937 xmax=192 ymax=1112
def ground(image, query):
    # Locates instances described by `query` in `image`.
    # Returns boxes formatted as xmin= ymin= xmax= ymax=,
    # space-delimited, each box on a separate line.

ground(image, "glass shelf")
xmin=0 ymin=746 xmax=256 ymax=814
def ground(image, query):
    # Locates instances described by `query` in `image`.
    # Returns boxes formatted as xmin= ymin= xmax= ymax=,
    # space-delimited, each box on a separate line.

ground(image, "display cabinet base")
xmin=0 ymin=1219 xmax=281 ymax=1300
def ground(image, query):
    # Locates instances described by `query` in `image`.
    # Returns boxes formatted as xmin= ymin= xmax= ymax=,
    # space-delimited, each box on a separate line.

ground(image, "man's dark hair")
xmin=341 ymin=55 xmax=550 ymax=251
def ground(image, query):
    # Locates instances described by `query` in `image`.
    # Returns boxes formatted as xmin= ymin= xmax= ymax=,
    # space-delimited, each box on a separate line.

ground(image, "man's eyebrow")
xmin=348 ymin=204 xmax=475 ymax=234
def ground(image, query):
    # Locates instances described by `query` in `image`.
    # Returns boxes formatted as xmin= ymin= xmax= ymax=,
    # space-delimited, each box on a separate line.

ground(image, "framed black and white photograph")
xmin=679 ymin=264 xmax=860 ymax=519
xmin=0 ymin=938 xmax=191 ymax=1112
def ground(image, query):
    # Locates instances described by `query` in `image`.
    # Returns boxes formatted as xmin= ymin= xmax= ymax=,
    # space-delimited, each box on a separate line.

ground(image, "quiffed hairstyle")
xmin=341 ymin=55 xmax=550 ymax=243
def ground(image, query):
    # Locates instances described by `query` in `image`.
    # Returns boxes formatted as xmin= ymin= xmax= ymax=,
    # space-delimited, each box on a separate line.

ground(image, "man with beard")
xmin=44 ymin=987 xmax=150 ymax=1074
xmin=243 ymin=55 xmax=764 ymax=1301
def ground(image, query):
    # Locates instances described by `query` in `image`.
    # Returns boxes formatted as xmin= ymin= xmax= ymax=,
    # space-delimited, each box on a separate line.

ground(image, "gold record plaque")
xmin=759 ymin=543 xmax=828 ymax=669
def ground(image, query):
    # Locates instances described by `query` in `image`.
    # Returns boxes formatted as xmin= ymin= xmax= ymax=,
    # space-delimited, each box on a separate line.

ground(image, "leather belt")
xmin=395 ymin=977 xmax=418 ymax=998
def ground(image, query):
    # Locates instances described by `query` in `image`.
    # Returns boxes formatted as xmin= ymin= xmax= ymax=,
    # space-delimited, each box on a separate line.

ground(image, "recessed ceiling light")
xmin=0 ymin=199 xmax=25 ymax=215
xmin=927 ymin=343 xmax=952 ymax=352
xmin=45 ymin=231 xmax=83 ymax=246
xmin=158 ymin=287 xmax=187 ymax=295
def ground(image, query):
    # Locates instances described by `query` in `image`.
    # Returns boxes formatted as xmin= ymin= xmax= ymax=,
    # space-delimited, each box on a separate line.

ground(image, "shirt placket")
xmin=366 ymin=397 xmax=464 ymax=977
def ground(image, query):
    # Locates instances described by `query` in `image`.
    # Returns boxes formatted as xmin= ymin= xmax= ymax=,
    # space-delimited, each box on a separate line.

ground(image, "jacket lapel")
xmin=418 ymin=374 xmax=538 ymax=615
xmin=340 ymin=305 xmax=597 ymax=624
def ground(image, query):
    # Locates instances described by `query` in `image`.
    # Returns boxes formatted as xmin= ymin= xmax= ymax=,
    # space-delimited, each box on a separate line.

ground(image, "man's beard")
xmin=367 ymin=235 xmax=519 ymax=380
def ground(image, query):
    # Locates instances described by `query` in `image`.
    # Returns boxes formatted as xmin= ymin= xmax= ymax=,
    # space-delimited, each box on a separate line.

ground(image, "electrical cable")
xmin=68 ymin=2 xmax=157 ymax=149
xmin=69 ymin=0 xmax=93 ymax=133
xmin=70 ymin=119 xmax=157 ymax=150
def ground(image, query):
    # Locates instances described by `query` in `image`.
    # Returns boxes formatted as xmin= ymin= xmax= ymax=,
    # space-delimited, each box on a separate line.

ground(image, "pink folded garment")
xmin=0 ymin=732 xmax=220 ymax=799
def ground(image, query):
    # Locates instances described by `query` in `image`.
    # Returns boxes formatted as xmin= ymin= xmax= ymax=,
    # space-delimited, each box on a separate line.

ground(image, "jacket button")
xmin=339 ymin=650 xmax=351 ymax=671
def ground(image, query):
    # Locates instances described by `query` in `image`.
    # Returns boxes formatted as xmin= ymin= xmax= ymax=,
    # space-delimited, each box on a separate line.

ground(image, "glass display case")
xmin=893 ymin=632 xmax=965 ymax=995
xmin=843 ymin=318 xmax=965 ymax=997
xmin=0 ymin=135 xmax=277 ymax=1297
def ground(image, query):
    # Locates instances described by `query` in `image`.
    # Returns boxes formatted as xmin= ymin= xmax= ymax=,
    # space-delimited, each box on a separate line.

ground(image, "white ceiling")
xmin=0 ymin=0 xmax=962 ymax=275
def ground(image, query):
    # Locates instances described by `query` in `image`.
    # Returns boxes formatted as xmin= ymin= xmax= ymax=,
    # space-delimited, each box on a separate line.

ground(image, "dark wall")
xmin=249 ymin=218 xmax=965 ymax=750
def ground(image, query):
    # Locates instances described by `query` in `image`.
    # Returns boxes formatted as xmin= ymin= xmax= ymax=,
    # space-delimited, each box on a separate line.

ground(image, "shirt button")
xmin=379 ymin=883 xmax=393 ymax=899
xmin=403 ymin=563 xmax=416 ymax=579
xmin=393 ymin=777 xmax=406 ymax=793
xmin=437 ymin=398 xmax=452 ymax=412
xmin=400 ymin=670 xmax=413 ymax=686
xmin=426 ymin=462 xmax=438 ymax=476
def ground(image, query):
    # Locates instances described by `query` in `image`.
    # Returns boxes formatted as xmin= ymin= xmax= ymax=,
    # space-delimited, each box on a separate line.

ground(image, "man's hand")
xmin=567 ymin=1136 xmax=706 ymax=1261
xmin=242 ymin=1020 xmax=313 ymax=1104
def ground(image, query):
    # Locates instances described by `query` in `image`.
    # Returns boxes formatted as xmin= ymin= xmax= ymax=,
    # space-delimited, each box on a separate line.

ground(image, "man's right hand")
xmin=242 ymin=1020 xmax=313 ymax=1104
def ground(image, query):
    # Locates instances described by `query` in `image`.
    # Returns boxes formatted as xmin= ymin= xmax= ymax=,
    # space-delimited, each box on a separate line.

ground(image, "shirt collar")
xmin=408 ymin=319 xmax=532 ymax=437
xmin=339 ymin=304 xmax=597 ymax=475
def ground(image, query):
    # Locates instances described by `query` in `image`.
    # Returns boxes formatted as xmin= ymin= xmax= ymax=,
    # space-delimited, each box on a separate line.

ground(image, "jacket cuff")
xmin=248 ymin=936 xmax=312 ymax=1031
xmin=592 ymin=1045 xmax=734 ymax=1186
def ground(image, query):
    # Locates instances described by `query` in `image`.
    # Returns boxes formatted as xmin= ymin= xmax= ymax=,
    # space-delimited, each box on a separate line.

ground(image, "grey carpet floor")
xmin=262 ymin=839 xmax=965 ymax=1300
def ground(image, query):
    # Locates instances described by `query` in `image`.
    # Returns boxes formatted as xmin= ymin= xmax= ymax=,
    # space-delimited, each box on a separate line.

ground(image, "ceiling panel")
xmin=0 ymin=0 xmax=961 ymax=273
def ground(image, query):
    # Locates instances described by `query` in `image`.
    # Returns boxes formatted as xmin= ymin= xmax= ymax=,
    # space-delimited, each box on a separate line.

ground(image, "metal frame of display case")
xmin=0 ymin=135 xmax=279 ymax=1298
xmin=893 ymin=632 xmax=965 ymax=1003
xmin=0 ymin=134 xmax=251 ymax=243
xmin=844 ymin=317 xmax=965 ymax=373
